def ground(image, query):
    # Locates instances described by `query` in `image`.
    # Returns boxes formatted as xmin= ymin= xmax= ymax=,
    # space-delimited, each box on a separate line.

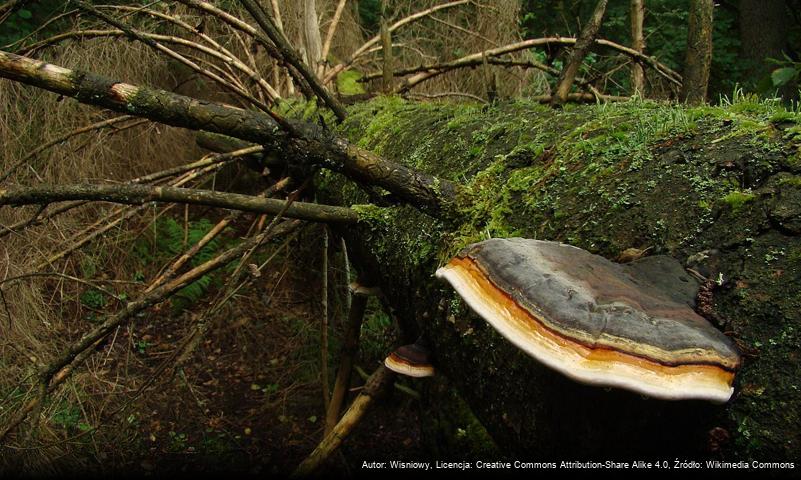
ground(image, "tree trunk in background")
xmin=630 ymin=0 xmax=645 ymax=96
xmin=304 ymin=0 xmax=323 ymax=71
xmin=738 ymin=0 xmax=794 ymax=98
xmin=680 ymin=0 xmax=713 ymax=104
xmin=380 ymin=2 xmax=393 ymax=94
xmin=551 ymin=0 xmax=608 ymax=106
xmin=269 ymin=0 xmax=294 ymax=96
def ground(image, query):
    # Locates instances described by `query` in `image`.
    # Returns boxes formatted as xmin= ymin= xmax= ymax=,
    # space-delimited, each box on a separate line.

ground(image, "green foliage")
xmin=135 ymin=339 xmax=152 ymax=354
xmin=134 ymin=217 xmax=226 ymax=311
xmin=519 ymin=0 xmax=746 ymax=98
xmin=359 ymin=298 xmax=394 ymax=361
xmin=52 ymin=404 xmax=92 ymax=432
xmin=768 ymin=54 xmax=801 ymax=91
xmin=358 ymin=0 xmax=382 ymax=35
xmin=80 ymin=289 xmax=107 ymax=309
xmin=336 ymin=70 xmax=367 ymax=95
xmin=167 ymin=430 xmax=189 ymax=452
xmin=772 ymin=67 xmax=798 ymax=87
xmin=0 ymin=1 xmax=70 ymax=47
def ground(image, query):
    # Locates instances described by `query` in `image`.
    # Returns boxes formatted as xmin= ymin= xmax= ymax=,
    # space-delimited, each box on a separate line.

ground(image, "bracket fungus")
xmin=435 ymin=238 xmax=741 ymax=403
xmin=384 ymin=341 xmax=435 ymax=378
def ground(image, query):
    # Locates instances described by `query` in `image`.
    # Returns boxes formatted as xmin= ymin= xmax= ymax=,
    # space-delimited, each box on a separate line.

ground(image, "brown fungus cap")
xmin=384 ymin=342 xmax=435 ymax=378
xmin=435 ymin=238 xmax=741 ymax=402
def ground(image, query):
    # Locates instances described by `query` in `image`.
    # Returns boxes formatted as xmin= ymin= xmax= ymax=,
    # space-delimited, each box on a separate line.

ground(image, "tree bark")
xmin=738 ymin=0 xmax=794 ymax=99
xmin=303 ymin=0 xmax=323 ymax=71
xmin=681 ymin=0 xmax=714 ymax=104
xmin=551 ymin=0 xmax=609 ymax=107
xmin=630 ymin=0 xmax=645 ymax=96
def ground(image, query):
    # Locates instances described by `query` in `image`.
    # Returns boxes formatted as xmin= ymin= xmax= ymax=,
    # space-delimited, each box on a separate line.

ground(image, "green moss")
xmin=770 ymin=111 xmax=801 ymax=124
xmin=779 ymin=175 xmax=801 ymax=187
xmin=721 ymin=190 xmax=756 ymax=213
xmin=336 ymin=70 xmax=367 ymax=95
xmin=352 ymin=203 xmax=394 ymax=226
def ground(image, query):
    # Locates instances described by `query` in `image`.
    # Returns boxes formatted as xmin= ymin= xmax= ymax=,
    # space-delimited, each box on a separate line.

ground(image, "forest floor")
xmin=117 ymin=241 xmax=425 ymax=476
xmin=5 ymin=209 xmax=426 ymax=476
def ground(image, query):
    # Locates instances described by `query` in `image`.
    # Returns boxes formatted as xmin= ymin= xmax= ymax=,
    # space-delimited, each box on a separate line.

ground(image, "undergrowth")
xmin=134 ymin=217 xmax=232 ymax=311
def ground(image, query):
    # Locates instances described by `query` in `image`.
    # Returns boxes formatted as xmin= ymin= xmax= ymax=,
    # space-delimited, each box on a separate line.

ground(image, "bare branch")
xmin=324 ymin=278 xmax=369 ymax=434
xmin=0 ymin=50 xmax=457 ymax=214
xmin=323 ymin=0 xmax=471 ymax=84
xmin=362 ymin=57 xmax=559 ymax=83
xmin=293 ymin=366 xmax=395 ymax=477
xmin=73 ymin=2 xmax=278 ymax=115
xmin=552 ymin=0 xmax=608 ymax=107
xmin=0 ymin=115 xmax=141 ymax=182
xmin=320 ymin=0 xmax=348 ymax=78
xmin=0 ymin=184 xmax=360 ymax=224
xmin=238 ymin=0 xmax=347 ymax=121
xmin=395 ymin=36 xmax=681 ymax=93
xmin=0 ymin=220 xmax=300 ymax=442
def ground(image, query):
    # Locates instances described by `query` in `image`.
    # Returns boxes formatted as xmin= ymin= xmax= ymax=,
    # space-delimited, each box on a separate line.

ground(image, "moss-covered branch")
xmin=0 ymin=50 xmax=457 ymax=214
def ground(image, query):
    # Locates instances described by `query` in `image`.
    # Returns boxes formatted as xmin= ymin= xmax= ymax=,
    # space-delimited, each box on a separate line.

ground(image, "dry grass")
xmin=352 ymin=0 xmax=539 ymax=99
xmin=0 ymin=15 xmax=202 ymax=473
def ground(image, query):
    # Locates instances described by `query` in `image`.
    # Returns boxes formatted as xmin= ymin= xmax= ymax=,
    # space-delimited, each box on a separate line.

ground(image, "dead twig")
xmin=319 ymin=0 xmax=348 ymax=78
xmin=0 ymin=115 xmax=143 ymax=183
xmin=0 ymin=183 xmax=360 ymax=224
xmin=238 ymin=0 xmax=346 ymax=121
xmin=292 ymin=366 xmax=395 ymax=477
xmin=395 ymin=36 xmax=681 ymax=93
xmin=324 ymin=277 xmax=369 ymax=434
xmin=552 ymin=0 xmax=608 ymax=106
xmin=320 ymin=226 xmax=330 ymax=415
xmin=323 ymin=0 xmax=471 ymax=84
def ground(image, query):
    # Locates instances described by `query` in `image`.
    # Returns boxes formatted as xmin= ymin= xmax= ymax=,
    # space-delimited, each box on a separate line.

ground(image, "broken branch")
xmin=0 ymin=49 xmax=456 ymax=215
xmin=0 ymin=184 xmax=360 ymax=224
xmin=552 ymin=0 xmax=608 ymax=107
xmin=395 ymin=36 xmax=681 ymax=93
xmin=293 ymin=366 xmax=395 ymax=477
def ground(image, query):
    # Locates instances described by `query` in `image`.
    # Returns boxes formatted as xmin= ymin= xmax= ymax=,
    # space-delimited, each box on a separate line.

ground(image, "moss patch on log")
xmin=326 ymin=95 xmax=801 ymax=460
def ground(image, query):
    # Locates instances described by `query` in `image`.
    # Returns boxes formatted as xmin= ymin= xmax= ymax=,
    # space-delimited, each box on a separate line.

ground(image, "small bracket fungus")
xmin=436 ymin=238 xmax=741 ymax=402
xmin=384 ymin=341 xmax=435 ymax=378
xmin=349 ymin=281 xmax=381 ymax=297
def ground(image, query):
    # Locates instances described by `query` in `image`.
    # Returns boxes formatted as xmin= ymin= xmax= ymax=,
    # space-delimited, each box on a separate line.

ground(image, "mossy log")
xmin=324 ymin=97 xmax=801 ymax=461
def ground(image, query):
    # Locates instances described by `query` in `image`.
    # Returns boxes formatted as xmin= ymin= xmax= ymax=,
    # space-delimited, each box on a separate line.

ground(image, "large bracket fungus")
xmin=436 ymin=238 xmax=741 ymax=403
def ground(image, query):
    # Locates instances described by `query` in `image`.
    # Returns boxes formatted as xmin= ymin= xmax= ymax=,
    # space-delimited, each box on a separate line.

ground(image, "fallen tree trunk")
xmin=322 ymin=97 xmax=801 ymax=461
